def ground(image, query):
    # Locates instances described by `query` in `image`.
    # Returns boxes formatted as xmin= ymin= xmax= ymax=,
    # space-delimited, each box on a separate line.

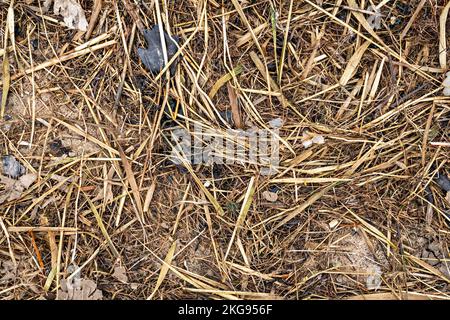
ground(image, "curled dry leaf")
xmin=138 ymin=25 xmax=180 ymax=75
xmin=44 ymin=0 xmax=88 ymax=31
xmin=0 ymin=173 xmax=37 ymax=204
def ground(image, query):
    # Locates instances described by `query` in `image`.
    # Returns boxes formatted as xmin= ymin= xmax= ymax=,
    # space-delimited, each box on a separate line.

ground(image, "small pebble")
xmin=329 ymin=219 xmax=339 ymax=229
xmin=302 ymin=131 xmax=325 ymax=149
xmin=262 ymin=190 xmax=278 ymax=202
xmin=269 ymin=118 xmax=284 ymax=128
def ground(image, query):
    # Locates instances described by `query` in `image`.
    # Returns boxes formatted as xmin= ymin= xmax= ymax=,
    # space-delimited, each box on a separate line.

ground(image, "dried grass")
xmin=0 ymin=0 xmax=449 ymax=300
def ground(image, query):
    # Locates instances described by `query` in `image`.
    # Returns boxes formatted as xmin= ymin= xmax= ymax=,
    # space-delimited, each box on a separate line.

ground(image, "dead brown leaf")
xmin=57 ymin=278 xmax=103 ymax=300
xmin=112 ymin=265 xmax=128 ymax=283
xmin=0 ymin=174 xmax=37 ymax=204
xmin=44 ymin=0 xmax=88 ymax=31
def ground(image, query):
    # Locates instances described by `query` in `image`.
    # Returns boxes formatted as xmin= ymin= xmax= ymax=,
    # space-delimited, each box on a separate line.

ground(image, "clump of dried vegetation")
xmin=0 ymin=0 xmax=449 ymax=300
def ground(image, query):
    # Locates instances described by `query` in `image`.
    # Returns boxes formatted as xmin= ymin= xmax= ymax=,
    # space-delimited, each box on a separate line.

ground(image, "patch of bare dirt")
xmin=329 ymin=229 xmax=389 ymax=291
